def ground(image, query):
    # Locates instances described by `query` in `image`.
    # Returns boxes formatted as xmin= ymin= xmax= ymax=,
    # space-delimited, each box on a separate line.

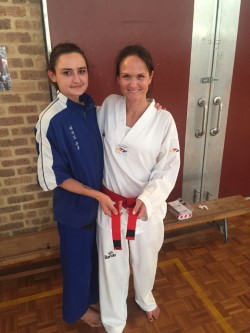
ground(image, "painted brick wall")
xmin=0 ymin=0 xmax=54 ymax=237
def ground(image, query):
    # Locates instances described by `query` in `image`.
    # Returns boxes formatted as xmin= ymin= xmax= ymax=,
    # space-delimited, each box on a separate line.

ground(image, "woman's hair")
xmin=48 ymin=42 xmax=88 ymax=73
xmin=115 ymin=44 xmax=154 ymax=77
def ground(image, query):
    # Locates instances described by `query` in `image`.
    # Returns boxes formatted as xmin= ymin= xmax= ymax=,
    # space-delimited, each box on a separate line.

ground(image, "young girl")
xmin=35 ymin=43 xmax=117 ymax=327
xmin=97 ymin=45 xmax=180 ymax=333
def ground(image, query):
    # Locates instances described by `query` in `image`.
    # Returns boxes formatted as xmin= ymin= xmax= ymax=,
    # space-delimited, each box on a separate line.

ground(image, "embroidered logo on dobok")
xmin=68 ymin=125 xmax=80 ymax=150
xmin=115 ymin=144 xmax=128 ymax=155
xmin=104 ymin=251 xmax=117 ymax=259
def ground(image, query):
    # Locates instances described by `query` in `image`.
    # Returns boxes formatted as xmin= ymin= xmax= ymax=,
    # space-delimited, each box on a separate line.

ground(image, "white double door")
xmin=182 ymin=0 xmax=241 ymax=203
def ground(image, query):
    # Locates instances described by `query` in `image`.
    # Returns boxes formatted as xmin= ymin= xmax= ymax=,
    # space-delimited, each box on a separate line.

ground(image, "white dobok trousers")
xmin=97 ymin=221 xmax=164 ymax=333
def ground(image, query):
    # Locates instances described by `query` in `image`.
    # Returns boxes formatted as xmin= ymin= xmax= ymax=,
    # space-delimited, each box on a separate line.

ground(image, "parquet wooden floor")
xmin=1 ymin=213 xmax=250 ymax=333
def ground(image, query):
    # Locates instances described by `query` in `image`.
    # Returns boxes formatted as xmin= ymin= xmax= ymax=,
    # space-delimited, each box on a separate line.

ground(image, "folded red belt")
xmin=102 ymin=186 xmax=138 ymax=250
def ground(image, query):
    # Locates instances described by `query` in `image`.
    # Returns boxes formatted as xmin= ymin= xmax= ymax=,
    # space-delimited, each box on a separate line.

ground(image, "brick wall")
xmin=0 ymin=0 xmax=54 ymax=237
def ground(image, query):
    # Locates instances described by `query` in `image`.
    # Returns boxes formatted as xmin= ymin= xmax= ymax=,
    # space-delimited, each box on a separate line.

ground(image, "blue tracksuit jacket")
xmin=35 ymin=92 xmax=103 ymax=228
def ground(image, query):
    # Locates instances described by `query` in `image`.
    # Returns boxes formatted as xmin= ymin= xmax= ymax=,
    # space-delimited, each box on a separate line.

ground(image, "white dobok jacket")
xmin=97 ymin=94 xmax=180 ymax=234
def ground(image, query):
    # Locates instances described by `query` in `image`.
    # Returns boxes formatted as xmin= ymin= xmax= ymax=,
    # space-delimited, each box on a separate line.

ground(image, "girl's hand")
xmin=155 ymin=102 xmax=162 ymax=110
xmin=155 ymin=102 xmax=167 ymax=110
xmin=99 ymin=193 xmax=118 ymax=217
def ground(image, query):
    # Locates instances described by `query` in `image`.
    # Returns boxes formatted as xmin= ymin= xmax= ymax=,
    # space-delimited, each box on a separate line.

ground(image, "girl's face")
xmin=117 ymin=55 xmax=153 ymax=102
xmin=48 ymin=52 xmax=88 ymax=103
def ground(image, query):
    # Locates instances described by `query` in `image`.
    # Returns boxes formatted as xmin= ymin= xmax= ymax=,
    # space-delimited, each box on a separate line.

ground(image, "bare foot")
xmin=81 ymin=307 xmax=102 ymax=327
xmin=146 ymin=306 xmax=160 ymax=321
xmin=89 ymin=302 xmax=100 ymax=312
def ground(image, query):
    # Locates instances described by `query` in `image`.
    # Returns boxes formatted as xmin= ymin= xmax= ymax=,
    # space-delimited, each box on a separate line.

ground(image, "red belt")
xmin=102 ymin=186 xmax=138 ymax=250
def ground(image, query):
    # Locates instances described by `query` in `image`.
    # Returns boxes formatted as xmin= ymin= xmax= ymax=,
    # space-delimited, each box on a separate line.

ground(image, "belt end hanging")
xmin=126 ymin=229 xmax=135 ymax=240
xmin=113 ymin=240 xmax=122 ymax=250
xmin=126 ymin=210 xmax=137 ymax=240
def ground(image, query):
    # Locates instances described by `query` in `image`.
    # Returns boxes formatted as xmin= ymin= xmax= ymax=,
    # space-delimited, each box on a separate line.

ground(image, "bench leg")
xmin=219 ymin=218 xmax=228 ymax=243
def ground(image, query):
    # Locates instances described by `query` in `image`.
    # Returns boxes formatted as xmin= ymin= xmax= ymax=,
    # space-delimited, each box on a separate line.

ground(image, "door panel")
xmin=202 ymin=0 xmax=241 ymax=201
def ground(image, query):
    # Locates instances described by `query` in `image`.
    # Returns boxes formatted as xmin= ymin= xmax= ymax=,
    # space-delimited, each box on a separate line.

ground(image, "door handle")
xmin=193 ymin=188 xmax=200 ymax=203
xmin=210 ymin=96 xmax=222 ymax=136
xmin=195 ymin=98 xmax=208 ymax=138
xmin=205 ymin=191 xmax=212 ymax=201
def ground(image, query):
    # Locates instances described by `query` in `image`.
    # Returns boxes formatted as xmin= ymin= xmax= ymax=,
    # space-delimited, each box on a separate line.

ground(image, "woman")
xmin=35 ymin=43 xmax=117 ymax=327
xmin=97 ymin=45 xmax=180 ymax=333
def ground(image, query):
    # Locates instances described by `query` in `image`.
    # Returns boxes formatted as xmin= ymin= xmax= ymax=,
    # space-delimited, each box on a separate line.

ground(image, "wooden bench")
xmin=0 ymin=227 xmax=60 ymax=280
xmin=164 ymin=195 xmax=250 ymax=242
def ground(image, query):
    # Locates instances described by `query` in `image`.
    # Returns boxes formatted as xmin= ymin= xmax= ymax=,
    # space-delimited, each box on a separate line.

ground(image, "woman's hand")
xmin=132 ymin=199 xmax=147 ymax=219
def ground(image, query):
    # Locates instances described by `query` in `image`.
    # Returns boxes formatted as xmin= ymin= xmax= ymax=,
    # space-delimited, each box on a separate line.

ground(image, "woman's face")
xmin=48 ymin=52 xmax=88 ymax=103
xmin=117 ymin=55 xmax=153 ymax=102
